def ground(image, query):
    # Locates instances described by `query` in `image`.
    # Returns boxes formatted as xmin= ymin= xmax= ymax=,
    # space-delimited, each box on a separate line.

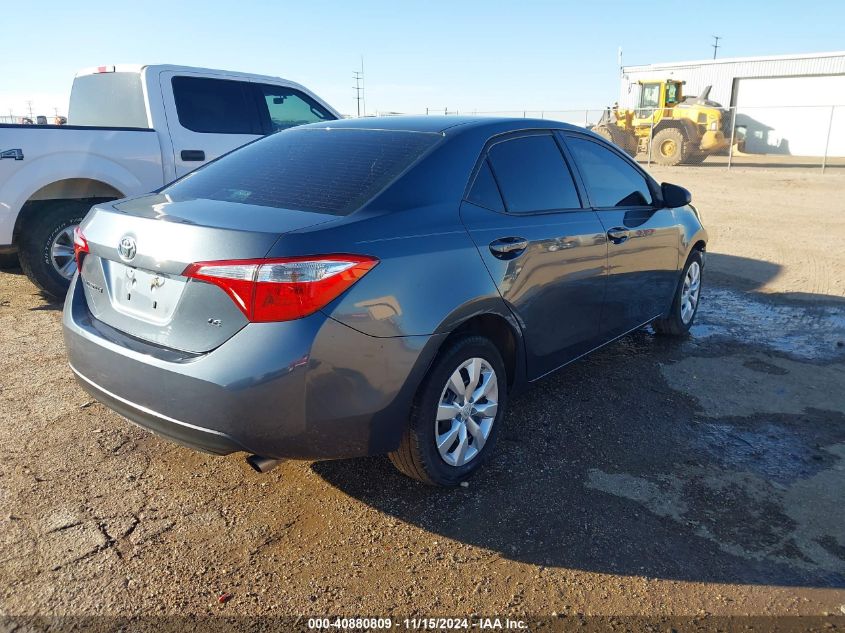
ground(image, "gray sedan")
xmin=63 ymin=117 xmax=706 ymax=486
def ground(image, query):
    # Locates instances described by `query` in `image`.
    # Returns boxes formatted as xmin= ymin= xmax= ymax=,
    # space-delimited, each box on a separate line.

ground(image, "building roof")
xmin=623 ymin=50 xmax=845 ymax=72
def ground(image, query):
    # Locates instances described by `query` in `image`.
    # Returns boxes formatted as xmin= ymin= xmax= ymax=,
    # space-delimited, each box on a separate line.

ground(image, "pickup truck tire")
xmin=18 ymin=199 xmax=101 ymax=299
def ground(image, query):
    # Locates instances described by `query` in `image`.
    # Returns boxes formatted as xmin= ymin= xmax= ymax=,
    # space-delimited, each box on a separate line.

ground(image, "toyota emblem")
xmin=117 ymin=235 xmax=137 ymax=262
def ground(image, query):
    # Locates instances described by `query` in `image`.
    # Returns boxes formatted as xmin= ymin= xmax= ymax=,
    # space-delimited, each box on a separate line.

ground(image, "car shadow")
xmin=313 ymin=255 xmax=845 ymax=588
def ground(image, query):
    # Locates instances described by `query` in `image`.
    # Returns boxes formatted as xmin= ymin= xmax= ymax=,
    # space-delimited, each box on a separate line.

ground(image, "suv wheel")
xmin=389 ymin=335 xmax=508 ymax=486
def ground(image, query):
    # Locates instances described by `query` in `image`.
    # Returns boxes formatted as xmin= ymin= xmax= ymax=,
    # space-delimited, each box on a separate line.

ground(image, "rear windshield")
xmin=68 ymin=72 xmax=148 ymax=128
xmin=161 ymin=128 xmax=441 ymax=215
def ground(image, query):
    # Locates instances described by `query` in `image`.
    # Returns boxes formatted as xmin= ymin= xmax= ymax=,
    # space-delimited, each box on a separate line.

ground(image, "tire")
xmin=18 ymin=200 xmax=92 ymax=299
xmin=594 ymin=125 xmax=638 ymax=158
xmin=651 ymin=127 xmax=687 ymax=166
xmin=389 ymin=335 xmax=508 ymax=486
xmin=653 ymin=250 xmax=703 ymax=336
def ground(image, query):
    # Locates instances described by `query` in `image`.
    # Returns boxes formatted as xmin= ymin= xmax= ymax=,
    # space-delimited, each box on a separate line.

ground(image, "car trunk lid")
xmin=78 ymin=194 xmax=336 ymax=353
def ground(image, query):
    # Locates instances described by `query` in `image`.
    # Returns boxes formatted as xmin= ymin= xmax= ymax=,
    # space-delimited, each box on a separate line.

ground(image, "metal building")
xmin=620 ymin=51 xmax=845 ymax=156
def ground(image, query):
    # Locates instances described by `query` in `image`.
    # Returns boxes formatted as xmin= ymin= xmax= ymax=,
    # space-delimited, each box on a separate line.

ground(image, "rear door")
xmin=460 ymin=132 xmax=608 ymax=379
xmin=561 ymin=132 xmax=680 ymax=338
xmin=159 ymin=73 xmax=340 ymax=181
xmin=159 ymin=72 xmax=264 ymax=179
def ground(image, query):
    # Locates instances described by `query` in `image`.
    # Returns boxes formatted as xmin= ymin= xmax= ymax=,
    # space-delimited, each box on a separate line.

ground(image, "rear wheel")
xmin=652 ymin=127 xmax=687 ymax=166
xmin=389 ymin=335 xmax=508 ymax=486
xmin=18 ymin=200 xmax=101 ymax=299
xmin=653 ymin=250 xmax=703 ymax=336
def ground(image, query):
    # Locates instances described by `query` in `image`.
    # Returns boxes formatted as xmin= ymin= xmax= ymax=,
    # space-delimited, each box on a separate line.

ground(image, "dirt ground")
xmin=1 ymin=166 xmax=844 ymax=629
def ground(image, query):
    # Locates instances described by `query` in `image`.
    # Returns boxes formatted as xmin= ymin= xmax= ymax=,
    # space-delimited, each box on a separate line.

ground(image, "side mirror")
xmin=661 ymin=182 xmax=692 ymax=208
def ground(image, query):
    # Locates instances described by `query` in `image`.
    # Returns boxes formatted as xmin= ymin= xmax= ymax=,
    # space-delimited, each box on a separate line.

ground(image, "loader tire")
xmin=594 ymin=125 xmax=638 ymax=158
xmin=652 ymin=128 xmax=687 ymax=166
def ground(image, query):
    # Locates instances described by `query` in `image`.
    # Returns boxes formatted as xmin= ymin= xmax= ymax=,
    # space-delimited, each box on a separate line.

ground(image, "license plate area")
xmin=103 ymin=259 xmax=186 ymax=324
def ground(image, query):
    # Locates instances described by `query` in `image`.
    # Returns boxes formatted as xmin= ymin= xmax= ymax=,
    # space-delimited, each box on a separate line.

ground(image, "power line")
xmin=712 ymin=35 xmax=721 ymax=60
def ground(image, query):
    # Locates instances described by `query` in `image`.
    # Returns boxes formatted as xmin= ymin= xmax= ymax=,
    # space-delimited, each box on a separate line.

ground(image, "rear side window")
xmin=566 ymin=136 xmax=654 ymax=207
xmin=488 ymin=135 xmax=581 ymax=213
xmin=68 ymin=72 xmax=148 ymax=127
xmin=162 ymin=128 xmax=440 ymax=215
xmin=172 ymin=76 xmax=260 ymax=134
xmin=256 ymin=84 xmax=335 ymax=132
xmin=467 ymin=161 xmax=505 ymax=212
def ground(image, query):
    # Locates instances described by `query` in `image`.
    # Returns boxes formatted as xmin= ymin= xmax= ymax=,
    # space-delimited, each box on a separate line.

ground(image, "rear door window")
xmin=466 ymin=160 xmax=505 ymax=212
xmin=171 ymin=76 xmax=261 ymax=134
xmin=255 ymin=84 xmax=335 ymax=132
xmin=565 ymin=136 xmax=654 ymax=207
xmin=487 ymin=135 xmax=581 ymax=213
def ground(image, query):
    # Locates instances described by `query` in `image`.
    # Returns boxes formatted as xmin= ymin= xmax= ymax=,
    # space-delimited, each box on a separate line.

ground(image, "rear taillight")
xmin=73 ymin=227 xmax=89 ymax=270
xmin=182 ymin=255 xmax=378 ymax=322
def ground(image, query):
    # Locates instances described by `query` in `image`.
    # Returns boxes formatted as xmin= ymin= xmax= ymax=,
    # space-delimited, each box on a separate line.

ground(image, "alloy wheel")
xmin=434 ymin=357 xmax=498 ymax=467
xmin=50 ymin=224 xmax=78 ymax=279
xmin=680 ymin=260 xmax=701 ymax=324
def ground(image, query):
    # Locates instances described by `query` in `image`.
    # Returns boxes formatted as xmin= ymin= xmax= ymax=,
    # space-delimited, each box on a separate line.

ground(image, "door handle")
xmin=606 ymin=227 xmax=630 ymax=244
xmin=489 ymin=237 xmax=528 ymax=259
xmin=180 ymin=149 xmax=206 ymax=161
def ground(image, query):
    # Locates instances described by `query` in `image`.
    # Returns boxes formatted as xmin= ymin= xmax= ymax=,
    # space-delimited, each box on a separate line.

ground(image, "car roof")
xmin=300 ymin=115 xmax=587 ymax=136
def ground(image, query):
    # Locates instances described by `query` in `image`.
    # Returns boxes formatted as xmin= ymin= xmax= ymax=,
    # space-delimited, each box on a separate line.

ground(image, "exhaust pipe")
xmin=246 ymin=454 xmax=283 ymax=474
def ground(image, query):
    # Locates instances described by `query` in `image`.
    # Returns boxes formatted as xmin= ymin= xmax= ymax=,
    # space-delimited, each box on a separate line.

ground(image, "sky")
xmin=2 ymin=0 xmax=844 ymax=119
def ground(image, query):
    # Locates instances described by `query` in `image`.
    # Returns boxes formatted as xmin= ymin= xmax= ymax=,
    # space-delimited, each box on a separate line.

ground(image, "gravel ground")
xmin=1 ymin=166 xmax=844 ymax=627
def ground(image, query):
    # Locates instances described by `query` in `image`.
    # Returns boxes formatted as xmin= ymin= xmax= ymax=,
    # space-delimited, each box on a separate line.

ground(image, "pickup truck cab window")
xmin=171 ymin=76 xmax=261 ymax=135
xmin=68 ymin=72 xmax=148 ymax=128
xmin=256 ymin=84 xmax=334 ymax=133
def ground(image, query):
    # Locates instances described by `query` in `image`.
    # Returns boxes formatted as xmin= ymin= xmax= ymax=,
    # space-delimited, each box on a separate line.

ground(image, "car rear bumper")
xmin=63 ymin=274 xmax=443 ymax=460
xmin=69 ymin=364 xmax=244 ymax=455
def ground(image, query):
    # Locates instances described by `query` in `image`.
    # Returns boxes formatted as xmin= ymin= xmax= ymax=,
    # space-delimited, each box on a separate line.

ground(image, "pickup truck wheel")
xmin=389 ymin=335 xmax=508 ymax=486
xmin=18 ymin=200 xmax=92 ymax=299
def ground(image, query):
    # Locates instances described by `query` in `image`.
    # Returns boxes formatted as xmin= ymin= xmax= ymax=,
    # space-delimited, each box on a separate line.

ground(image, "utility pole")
xmin=353 ymin=70 xmax=363 ymax=117
xmin=360 ymin=56 xmax=366 ymax=117
xmin=352 ymin=57 xmax=367 ymax=118
xmin=711 ymin=35 xmax=721 ymax=59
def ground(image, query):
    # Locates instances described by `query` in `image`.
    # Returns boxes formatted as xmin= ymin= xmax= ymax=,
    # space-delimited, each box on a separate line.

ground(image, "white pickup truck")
xmin=0 ymin=64 xmax=339 ymax=297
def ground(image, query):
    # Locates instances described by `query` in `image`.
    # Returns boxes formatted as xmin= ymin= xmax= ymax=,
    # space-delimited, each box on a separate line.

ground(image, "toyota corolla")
xmin=63 ymin=117 xmax=706 ymax=486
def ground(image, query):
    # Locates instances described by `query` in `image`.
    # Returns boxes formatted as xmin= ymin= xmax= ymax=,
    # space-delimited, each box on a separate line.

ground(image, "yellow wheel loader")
xmin=593 ymin=80 xmax=730 ymax=166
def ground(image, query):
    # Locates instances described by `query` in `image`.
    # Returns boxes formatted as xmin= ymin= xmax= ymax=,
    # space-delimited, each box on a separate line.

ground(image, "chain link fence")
xmin=1 ymin=113 xmax=67 ymax=125
xmin=5 ymin=105 xmax=844 ymax=171
xmin=401 ymin=105 xmax=845 ymax=172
